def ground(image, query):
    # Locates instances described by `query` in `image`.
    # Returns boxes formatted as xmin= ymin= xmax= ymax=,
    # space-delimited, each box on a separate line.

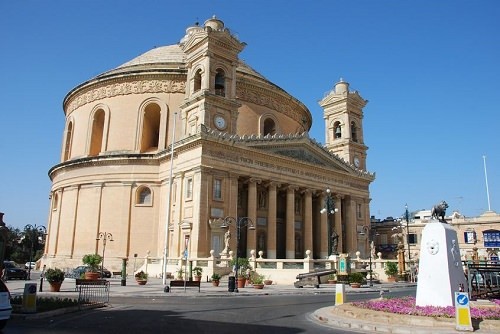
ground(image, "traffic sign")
xmin=455 ymin=292 xmax=473 ymax=331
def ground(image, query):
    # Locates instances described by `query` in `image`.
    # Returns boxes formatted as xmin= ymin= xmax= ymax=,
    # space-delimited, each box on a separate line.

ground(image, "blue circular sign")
xmin=457 ymin=294 xmax=468 ymax=305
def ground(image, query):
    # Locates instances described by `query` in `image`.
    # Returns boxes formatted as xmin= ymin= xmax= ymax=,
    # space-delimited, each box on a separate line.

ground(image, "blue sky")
xmin=1 ymin=1 xmax=499 ymax=229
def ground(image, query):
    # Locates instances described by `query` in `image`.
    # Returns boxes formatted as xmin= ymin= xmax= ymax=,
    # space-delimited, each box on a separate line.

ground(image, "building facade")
xmin=42 ymin=17 xmax=375 ymax=274
xmin=371 ymin=210 xmax=500 ymax=264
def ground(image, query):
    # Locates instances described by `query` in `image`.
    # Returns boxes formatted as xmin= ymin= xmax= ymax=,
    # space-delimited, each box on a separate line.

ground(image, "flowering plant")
xmin=134 ymin=271 xmax=148 ymax=280
xmin=352 ymin=296 xmax=500 ymax=320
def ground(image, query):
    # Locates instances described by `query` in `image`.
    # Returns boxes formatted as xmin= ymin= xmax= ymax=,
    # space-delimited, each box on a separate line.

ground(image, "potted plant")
xmin=193 ymin=266 xmax=203 ymax=281
xmin=45 ymin=268 xmax=65 ymax=292
xmin=82 ymin=253 xmax=102 ymax=280
xmin=211 ymin=273 xmax=221 ymax=287
xmin=349 ymin=272 xmax=365 ymax=288
xmin=264 ymin=276 xmax=273 ymax=285
xmin=252 ymin=274 xmax=265 ymax=289
xmin=176 ymin=267 xmax=184 ymax=280
xmin=385 ymin=262 xmax=398 ymax=282
xmin=230 ymin=258 xmax=251 ymax=288
xmin=135 ymin=270 xmax=148 ymax=285
xmin=327 ymin=273 xmax=337 ymax=284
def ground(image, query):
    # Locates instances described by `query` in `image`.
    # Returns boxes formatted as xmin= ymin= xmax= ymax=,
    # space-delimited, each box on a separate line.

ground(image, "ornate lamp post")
xmin=320 ymin=188 xmax=338 ymax=257
xmin=96 ymin=232 xmax=113 ymax=278
xmin=359 ymin=225 xmax=377 ymax=287
xmin=24 ymin=224 xmax=47 ymax=280
xmin=220 ymin=216 xmax=255 ymax=292
xmin=404 ymin=204 xmax=411 ymax=263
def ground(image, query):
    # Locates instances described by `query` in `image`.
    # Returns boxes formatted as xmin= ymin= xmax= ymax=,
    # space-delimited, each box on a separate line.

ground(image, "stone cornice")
xmin=64 ymin=73 xmax=186 ymax=113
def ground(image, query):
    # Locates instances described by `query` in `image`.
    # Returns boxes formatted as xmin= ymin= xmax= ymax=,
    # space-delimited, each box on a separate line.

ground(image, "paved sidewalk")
xmin=12 ymin=278 xmax=498 ymax=333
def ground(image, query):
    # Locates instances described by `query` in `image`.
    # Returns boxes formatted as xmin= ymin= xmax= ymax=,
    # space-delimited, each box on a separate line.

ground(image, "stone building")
xmin=43 ymin=17 xmax=375 ymax=274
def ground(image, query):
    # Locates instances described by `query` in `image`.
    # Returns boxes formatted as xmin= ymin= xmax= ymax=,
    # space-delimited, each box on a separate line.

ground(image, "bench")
xmin=294 ymin=269 xmax=336 ymax=288
xmin=112 ymin=271 xmax=122 ymax=278
xmin=168 ymin=280 xmax=201 ymax=292
xmin=75 ymin=279 xmax=108 ymax=291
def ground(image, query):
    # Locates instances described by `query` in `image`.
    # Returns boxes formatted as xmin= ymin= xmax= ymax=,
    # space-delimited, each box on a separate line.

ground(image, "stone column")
xmin=247 ymin=178 xmax=259 ymax=254
xmin=267 ymin=182 xmax=279 ymax=258
xmin=286 ymin=186 xmax=296 ymax=259
xmin=303 ymin=189 xmax=313 ymax=256
xmin=320 ymin=192 xmax=328 ymax=258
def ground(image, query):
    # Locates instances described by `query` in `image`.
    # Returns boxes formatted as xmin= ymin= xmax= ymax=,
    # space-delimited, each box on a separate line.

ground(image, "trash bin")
xmin=228 ymin=276 xmax=235 ymax=292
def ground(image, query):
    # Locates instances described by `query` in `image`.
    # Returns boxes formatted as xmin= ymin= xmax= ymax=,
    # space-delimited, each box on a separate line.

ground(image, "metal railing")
xmin=77 ymin=280 xmax=110 ymax=310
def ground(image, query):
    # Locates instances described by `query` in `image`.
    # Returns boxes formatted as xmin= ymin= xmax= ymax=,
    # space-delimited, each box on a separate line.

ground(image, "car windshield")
xmin=3 ymin=263 xmax=15 ymax=269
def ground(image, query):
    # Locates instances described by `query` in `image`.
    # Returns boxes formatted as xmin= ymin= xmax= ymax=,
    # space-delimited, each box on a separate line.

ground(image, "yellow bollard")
xmin=335 ymin=283 xmax=345 ymax=305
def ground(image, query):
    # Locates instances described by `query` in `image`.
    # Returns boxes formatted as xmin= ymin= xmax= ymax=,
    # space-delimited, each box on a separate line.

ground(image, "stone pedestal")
xmin=416 ymin=221 xmax=467 ymax=307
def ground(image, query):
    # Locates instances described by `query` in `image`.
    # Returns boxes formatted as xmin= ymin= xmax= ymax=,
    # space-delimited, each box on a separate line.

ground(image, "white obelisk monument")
xmin=416 ymin=218 xmax=467 ymax=307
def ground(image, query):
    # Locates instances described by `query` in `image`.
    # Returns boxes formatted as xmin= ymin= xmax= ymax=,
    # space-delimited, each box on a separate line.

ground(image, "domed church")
xmin=43 ymin=17 xmax=375 ymax=274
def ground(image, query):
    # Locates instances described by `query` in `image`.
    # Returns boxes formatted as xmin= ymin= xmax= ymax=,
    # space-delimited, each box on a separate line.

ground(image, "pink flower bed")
xmin=352 ymin=297 xmax=500 ymax=320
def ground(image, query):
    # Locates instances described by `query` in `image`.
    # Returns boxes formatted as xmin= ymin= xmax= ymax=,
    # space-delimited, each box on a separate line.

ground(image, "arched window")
xmin=194 ymin=69 xmax=202 ymax=92
xmin=140 ymin=103 xmax=161 ymax=153
xmin=89 ymin=109 xmax=105 ymax=156
xmin=263 ymin=118 xmax=276 ymax=136
xmin=63 ymin=121 xmax=73 ymax=161
xmin=52 ymin=193 xmax=58 ymax=210
xmin=136 ymin=187 xmax=152 ymax=205
xmin=351 ymin=121 xmax=358 ymax=142
xmin=215 ymin=69 xmax=225 ymax=96
xmin=333 ymin=121 xmax=341 ymax=139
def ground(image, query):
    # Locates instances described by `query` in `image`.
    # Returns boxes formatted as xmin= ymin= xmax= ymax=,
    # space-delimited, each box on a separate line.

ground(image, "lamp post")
xmin=96 ymin=232 xmax=113 ymax=278
xmin=359 ymin=225 xmax=376 ymax=287
xmin=404 ymin=204 xmax=411 ymax=263
xmin=320 ymin=188 xmax=338 ymax=257
xmin=220 ymin=216 xmax=255 ymax=293
xmin=24 ymin=224 xmax=47 ymax=280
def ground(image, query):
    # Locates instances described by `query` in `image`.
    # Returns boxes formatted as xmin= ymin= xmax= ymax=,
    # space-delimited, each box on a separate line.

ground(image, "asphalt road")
xmin=6 ymin=288 xmax=416 ymax=334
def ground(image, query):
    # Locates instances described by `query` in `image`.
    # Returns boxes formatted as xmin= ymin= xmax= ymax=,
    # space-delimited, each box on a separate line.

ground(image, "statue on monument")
xmin=431 ymin=200 xmax=449 ymax=222
xmin=331 ymin=230 xmax=339 ymax=255
xmin=222 ymin=229 xmax=231 ymax=254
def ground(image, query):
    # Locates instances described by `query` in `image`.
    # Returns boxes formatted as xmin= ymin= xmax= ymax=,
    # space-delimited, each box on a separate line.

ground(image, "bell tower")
xmin=179 ymin=16 xmax=245 ymax=136
xmin=319 ymin=79 xmax=368 ymax=170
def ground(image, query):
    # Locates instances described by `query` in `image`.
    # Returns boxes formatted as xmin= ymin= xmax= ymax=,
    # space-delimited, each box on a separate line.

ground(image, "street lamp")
xmin=359 ymin=225 xmax=377 ymax=287
xmin=404 ymin=204 xmax=411 ymax=263
xmin=320 ymin=188 xmax=338 ymax=257
xmin=24 ymin=224 xmax=47 ymax=280
xmin=220 ymin=216 xmax=255 ymax=292
xmin=96 ymin=232 xmax=113 ymax=278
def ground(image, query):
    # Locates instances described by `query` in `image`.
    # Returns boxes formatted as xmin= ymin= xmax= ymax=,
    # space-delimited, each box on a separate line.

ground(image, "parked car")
xmin=0 ymin=280 xmax=12 ymax=329
xmin=2 ymin=261 xmax=28 ymax=280
xmin=25 ymin=262 xmax=36 ymax=270
xmin=66 ymin=265 xmax=111 ymax=279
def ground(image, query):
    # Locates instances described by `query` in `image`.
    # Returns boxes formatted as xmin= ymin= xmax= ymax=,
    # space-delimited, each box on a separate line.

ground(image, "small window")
xmin=194 ymin=69 xmax=202 ymax=92
xmin=213 ymin=179 xmax=222 ymax=200
xmin=52 ymin=193 xmax=58 ymax=210
xmin=215 ymin=69 xmax=225 ymax=96
xmin=263 ymin=118 xmax=276 ymax=136
xmin=186 ymin=178 xmax=193 ymax=199
xmin=351 ymin=121 xmax=358 ymax=142
xmin=357 ymin=203 xmax=362 ymax=219
xmin=64 ymin=121 xmax=73 ymax=161
xmin=408 ymin=233 xmax=417 ymax=244
xmin=483 ymin=230 xmax=500 ymax=247
xmin=137 ymin=187 xmax=152 ymax=205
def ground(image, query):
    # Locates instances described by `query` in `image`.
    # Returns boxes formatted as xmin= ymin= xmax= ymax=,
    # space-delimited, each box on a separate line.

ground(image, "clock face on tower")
xmin=214 ymin=115 xmax=226 ymax=130
xmin=354 ymin=156 xmax=360 ymax=168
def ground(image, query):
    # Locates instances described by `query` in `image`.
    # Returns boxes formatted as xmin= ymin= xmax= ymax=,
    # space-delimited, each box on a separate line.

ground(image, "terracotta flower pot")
xmin=136 ymin=279 xmax=147 ymax=285
xmin=237 ymin=278 xmax=246 ymax=288
xmin=49 ymin=282 xmax=63 ymax=292
xmin=264 ymin=280 xmax=273 ymax=285
xmin=212 ymin=280 xmax=220 ymax=287
xmin=85 ymin=272 xmax=99 ymax=280
xmin=253 ymin=283 xmax=264 ymax=289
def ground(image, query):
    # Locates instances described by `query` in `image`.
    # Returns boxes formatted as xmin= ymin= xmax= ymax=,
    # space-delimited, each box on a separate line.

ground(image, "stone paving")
xmin=6 ymin=277 xmax=499 ymax=333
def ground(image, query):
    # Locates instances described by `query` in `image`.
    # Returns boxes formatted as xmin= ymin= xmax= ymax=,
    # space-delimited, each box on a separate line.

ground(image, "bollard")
xmin=335 ymin=283 xmax=345 ymax=305
xmin=23 ymin=283 xmax=37 ymax=313
xmin=228 ymin=276 xmax=235 ymax=292
xmin=121 ymin=258 xmax=127 ymax=286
